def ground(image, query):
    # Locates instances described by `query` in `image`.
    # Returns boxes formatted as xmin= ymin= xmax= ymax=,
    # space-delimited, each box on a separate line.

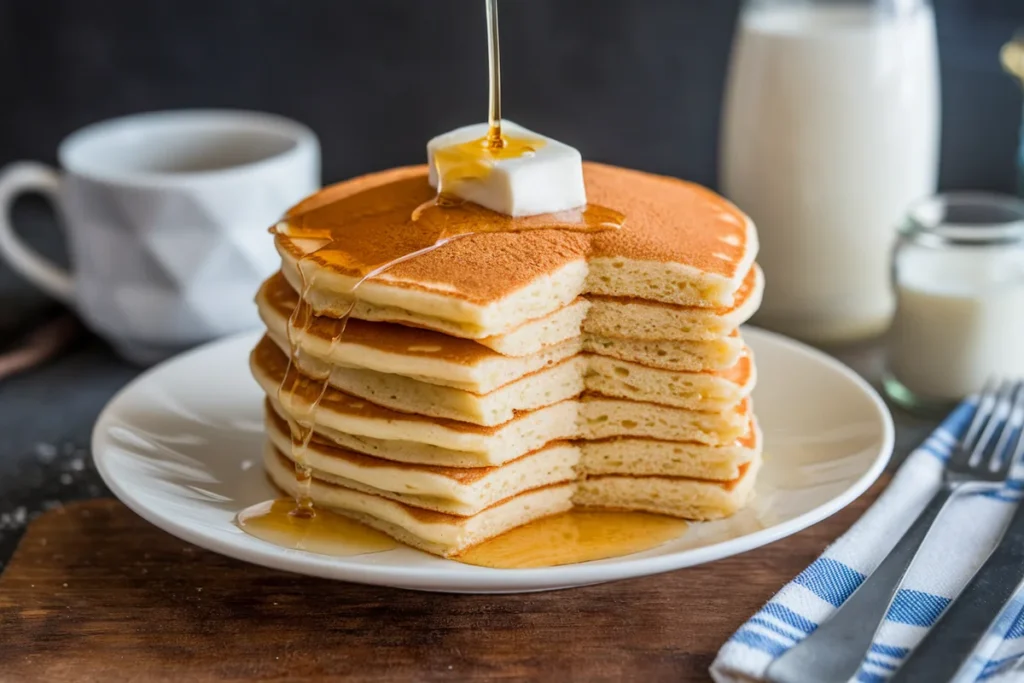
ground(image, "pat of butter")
xmin=426 ymin=120 xmax=587 ymax=217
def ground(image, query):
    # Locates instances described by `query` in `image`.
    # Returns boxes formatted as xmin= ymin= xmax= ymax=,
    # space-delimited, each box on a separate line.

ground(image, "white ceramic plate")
xmin=92 ymin=327 xmax=893 ymax=593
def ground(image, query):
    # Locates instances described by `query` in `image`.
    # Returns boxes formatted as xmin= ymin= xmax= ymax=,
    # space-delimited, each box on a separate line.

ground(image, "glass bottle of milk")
xmin=721 ymin=0 xmax=940 ymax=344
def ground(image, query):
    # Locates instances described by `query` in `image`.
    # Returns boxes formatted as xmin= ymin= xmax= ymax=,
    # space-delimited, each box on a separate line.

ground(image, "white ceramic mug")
xmin=0 ymin=110 xmax=320 ymax=363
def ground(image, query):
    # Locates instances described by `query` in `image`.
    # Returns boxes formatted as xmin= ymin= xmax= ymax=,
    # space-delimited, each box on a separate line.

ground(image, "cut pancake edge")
xmin=573 ymin=454 xmax=763 ymax=522
xmin=578 ymin=422 xmax=761 ymax=481
xmin=258 ymin=273 xmax=586 ymax=389
xmin=583 ymin=264 xmax=763 ymax=343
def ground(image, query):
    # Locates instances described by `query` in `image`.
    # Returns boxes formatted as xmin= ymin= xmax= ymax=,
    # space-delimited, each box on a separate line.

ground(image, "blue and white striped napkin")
xmin=711 ymin=401 xmax=1024 ymax=683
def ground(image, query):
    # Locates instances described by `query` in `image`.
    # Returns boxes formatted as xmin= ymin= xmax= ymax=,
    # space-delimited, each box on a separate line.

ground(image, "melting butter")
xmin=432 ymin=133 xmax=546 ymax=196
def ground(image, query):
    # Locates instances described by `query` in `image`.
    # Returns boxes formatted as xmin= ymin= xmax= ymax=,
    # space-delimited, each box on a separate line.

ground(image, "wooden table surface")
xmin=0 ymin=481 xmax=885 ymax=683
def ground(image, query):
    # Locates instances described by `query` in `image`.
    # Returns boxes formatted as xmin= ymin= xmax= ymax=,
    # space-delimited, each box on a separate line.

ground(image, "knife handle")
xmin=891 ymin=508 xmax=1024 ymax=682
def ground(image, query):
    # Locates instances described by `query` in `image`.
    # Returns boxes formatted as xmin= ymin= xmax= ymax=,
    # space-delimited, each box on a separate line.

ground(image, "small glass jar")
xmin=884 ymin=193 xmax=1024 ymax=415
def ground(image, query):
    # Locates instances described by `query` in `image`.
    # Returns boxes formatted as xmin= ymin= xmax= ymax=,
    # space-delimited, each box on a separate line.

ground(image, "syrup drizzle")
xmin=234 ymin=0 xmax=685 ymax=567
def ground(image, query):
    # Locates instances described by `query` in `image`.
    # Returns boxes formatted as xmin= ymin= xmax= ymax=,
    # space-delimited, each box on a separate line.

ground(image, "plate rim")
xmin=92 ymin=326 xmax=894 ymax=592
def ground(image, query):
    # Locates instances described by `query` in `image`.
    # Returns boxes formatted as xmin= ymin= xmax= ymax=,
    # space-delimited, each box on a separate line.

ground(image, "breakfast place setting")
xmin=1 ymin=1 xmax=1023 ymax=681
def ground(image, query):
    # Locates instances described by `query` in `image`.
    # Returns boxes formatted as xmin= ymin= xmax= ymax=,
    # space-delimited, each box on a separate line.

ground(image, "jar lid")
xmin=904 ymin=192 xmax=1024 ymax=246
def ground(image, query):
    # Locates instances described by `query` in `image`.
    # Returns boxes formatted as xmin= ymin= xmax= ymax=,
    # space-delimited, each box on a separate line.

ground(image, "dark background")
xmin=0 ymin=0 xmax=1021 ymax=565
xmin=2 ymin=0 xmax=1023 ymax=191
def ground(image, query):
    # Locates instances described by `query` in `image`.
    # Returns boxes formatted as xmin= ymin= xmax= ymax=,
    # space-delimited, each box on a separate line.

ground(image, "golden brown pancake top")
xmin=275 ymin=163 xmax=752 ymax=305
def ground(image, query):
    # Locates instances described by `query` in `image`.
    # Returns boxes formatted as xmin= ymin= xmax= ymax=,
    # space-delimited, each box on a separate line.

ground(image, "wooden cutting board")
xmin=0 ymin=484 xmax=885 ymax=683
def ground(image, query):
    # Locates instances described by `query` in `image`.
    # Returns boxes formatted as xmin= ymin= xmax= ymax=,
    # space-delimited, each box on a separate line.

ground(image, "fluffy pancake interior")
xmin=573 ymin=455 xmax=763 ymax=521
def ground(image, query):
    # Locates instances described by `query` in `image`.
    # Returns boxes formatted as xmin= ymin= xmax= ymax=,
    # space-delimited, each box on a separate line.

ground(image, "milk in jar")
xmin=885 ymin=193 xmax=1024 ymax=412
xmin=720 ymin=0 xmax=940 ymax=343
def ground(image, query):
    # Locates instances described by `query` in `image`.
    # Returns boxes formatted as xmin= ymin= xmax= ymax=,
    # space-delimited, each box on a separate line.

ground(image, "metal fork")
xmin=766 ymin=379 xmax=1024 ymax=683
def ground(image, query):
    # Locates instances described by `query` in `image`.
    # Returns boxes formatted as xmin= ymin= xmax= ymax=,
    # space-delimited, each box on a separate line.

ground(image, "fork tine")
xmin=1009 ymin=399 xmax=1024 ymax=473
xmin=991 ymin=381 xmax=1024 ymax=476
xmin=970 ymin=378 xmax=1019 ymax=471
xmin=958 ymin=378 xmax=999 ymax=458
xmin=951 ymin=379 xmax=1004 ymax=467
xmin=971 ymin=380 xmax=1020 ymax=468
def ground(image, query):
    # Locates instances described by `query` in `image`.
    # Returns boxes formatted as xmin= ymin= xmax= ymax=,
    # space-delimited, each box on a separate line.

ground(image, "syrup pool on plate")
xmin=236 ymin=499 xmax=398 ymax=556
xmin=456 ymin=511 xmax=688 ymax=569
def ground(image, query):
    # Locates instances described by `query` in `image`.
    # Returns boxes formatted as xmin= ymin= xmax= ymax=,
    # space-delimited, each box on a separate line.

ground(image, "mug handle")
xmin=0 ymin=162 xmax=75 ymax=304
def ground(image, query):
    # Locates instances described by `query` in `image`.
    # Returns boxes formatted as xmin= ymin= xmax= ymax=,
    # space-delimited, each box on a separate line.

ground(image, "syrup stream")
xmin=485 ymin=0 xmax=504 ymax=149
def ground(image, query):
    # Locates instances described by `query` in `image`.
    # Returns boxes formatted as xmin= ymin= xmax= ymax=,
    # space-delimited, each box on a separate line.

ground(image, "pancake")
xmin=267 ymin=329 xmax=586 ymax=427
xmin=584 ymin=265 xmax=764 ymax=342
xmin=578 ymin=395 xmax=751 ymax=445
xmin=266 ymin=407 xmax=578 ymax=516
xmin=258 ymin=272 xmax=583 ymax=391
xmin=582 ymin=330 xmax=744 ymax=373
xmin=574 ymin=454 xmax=763 ymax=521
xmin=476 ymin=301 xmax=589 ymax=356
xmin=264 ymin=444 xmax=575 ymax=557
xmin=267 ymin=396 xmax=577 ymax=468
xmin=584 ymin=350 xmax=755 ymax=412
xmin=579 ymin=419 xmax=761 ymax=481
xmin=280 ymin=248 xmax=590 ymax=345
xmin=254 ymin=343 xmax=583 ymax=460
xmin=275 ymin=163 xmax=757 ymax=339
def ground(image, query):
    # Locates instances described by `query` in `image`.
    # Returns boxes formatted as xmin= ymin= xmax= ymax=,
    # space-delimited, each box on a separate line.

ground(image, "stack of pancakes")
xmin=250 ymin=162 xmax=763 ymax=558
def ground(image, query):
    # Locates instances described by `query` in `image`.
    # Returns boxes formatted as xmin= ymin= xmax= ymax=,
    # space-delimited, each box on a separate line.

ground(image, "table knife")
xmin=891 ymin=495 xmax=1024 ymax=682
